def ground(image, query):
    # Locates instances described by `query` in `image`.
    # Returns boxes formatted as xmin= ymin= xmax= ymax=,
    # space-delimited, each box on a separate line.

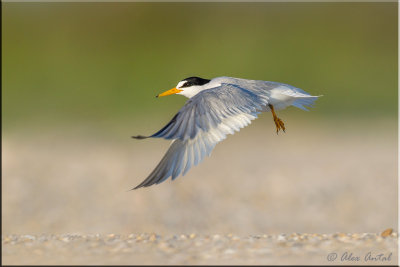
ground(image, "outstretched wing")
xmin=132 ymin=84 xmax=269 ymax=189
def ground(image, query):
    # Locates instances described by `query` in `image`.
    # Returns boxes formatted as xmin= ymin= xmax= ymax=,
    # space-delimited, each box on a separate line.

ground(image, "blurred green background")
xmin=3 ymin=2 xmax=397 ymax=134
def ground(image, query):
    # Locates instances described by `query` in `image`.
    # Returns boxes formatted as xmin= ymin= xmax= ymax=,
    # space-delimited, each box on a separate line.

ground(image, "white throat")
xmin=178 ymin=85 xmax=205 ymax=98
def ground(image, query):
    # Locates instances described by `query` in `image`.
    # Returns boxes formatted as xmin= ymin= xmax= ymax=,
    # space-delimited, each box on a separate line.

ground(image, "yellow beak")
xmin=156 ymin=87 xmax=183 ymax=98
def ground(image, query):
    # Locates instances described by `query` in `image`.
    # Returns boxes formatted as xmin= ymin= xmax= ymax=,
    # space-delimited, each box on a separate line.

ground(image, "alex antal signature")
xmin=327 ymin=251 xmax=392 ymax=262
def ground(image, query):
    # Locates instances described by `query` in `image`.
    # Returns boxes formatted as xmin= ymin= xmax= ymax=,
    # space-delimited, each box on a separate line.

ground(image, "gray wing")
xmin=132 ymin=83 xmax=269 ymax=189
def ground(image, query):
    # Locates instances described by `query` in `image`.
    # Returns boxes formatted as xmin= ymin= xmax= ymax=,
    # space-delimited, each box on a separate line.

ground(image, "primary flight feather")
xmin=132 ymin=76 xmax=320 ymax=189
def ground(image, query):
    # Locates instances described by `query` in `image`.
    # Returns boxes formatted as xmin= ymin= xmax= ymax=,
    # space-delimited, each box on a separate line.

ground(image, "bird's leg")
xmin=268 ymin=104 xmax=285 ymax=134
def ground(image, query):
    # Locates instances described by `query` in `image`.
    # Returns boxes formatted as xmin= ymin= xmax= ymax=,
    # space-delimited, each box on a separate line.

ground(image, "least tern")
xmin=132 ymin=76 xmax=320 ymax=189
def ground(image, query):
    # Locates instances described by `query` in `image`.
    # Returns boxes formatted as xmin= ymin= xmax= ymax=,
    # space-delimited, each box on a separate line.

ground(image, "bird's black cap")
xmin=179 ymin=77 xmax=211 ymax=88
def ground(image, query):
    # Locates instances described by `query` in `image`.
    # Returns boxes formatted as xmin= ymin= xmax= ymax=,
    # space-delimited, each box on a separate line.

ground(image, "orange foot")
xmin=269 ymin=104 xmax=286 ymax=134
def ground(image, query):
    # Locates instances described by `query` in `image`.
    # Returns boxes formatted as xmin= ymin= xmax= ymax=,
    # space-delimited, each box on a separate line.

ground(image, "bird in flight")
xmin=132 ymin=76 xmax=320 ymax=189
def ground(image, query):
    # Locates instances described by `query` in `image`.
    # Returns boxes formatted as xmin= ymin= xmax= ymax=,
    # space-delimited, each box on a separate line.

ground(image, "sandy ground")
xmin=2 ymin=117 xmax=398 ymax=264
xmin=2 ymin=232 xmax=398 ymax=265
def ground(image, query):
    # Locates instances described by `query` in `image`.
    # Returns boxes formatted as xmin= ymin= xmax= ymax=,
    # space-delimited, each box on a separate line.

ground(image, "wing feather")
xmin=132 ymin=83 xmax=268 ymax=189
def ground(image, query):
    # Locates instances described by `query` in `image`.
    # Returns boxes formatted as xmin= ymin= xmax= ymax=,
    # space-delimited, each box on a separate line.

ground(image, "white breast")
xmin=268 ymin=86 xmax=297 ymax=110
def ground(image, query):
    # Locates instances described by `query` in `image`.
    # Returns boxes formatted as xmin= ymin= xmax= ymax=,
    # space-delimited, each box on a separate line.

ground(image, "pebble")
xmin=277 ymin=234 xmax=286 ymax=241
xmin=212 ymin=234 xmax=221 ymax=240
xmin=149 ymin=234 xmax=158 ymax=242
xmin=22 ymin=235 xmax=36 ymax=241
xmin=381 ymin=228 xmax=393 ymax=237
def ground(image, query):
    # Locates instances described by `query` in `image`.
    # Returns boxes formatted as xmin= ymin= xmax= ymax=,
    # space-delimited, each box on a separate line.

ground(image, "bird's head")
xmin=156 ymin=77 xmax=211 ymax=98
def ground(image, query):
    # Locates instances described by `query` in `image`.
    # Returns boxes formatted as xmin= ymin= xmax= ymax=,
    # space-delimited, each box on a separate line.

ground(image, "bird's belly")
xmin=267 ymin=88 xmax=295 ymax=110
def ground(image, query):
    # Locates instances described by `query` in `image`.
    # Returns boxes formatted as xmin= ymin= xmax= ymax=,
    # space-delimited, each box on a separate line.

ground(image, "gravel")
xmin=2 ymin=232 xmax=398 ymax=265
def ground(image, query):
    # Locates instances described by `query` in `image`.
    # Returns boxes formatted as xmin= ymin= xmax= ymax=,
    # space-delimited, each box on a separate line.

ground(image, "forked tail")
xmin=292 ymin=95 xmax=320 ymax=111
